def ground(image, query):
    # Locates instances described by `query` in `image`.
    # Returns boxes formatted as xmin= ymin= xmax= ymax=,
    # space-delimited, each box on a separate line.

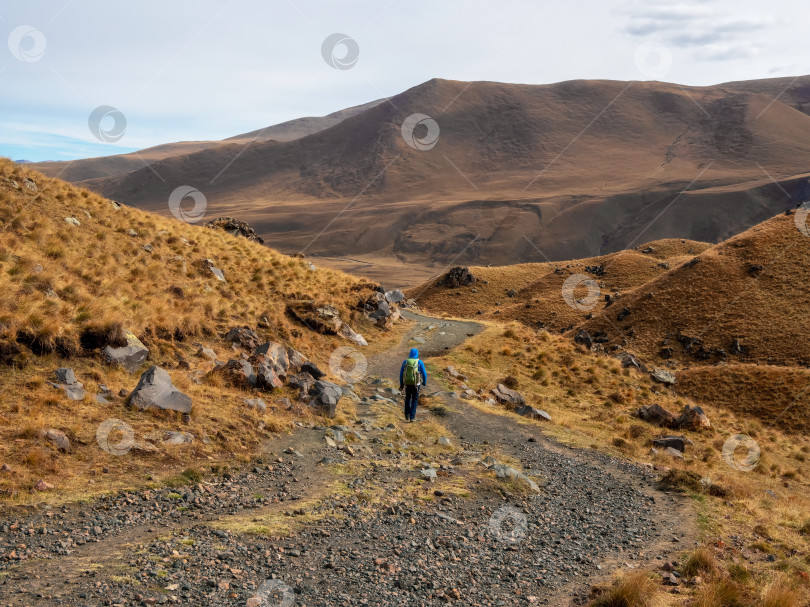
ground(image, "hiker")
xmin=399 ymin=347 xmax=427 ymax=422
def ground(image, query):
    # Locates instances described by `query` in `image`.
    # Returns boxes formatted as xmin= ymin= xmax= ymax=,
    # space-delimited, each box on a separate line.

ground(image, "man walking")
xmin=399 ymin=347 xmax=427 ymax=422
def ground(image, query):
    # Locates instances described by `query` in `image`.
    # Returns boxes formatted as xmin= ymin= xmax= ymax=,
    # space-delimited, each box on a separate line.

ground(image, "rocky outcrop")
xmin=41 ymin=429 xmax=71 ymax=453
xmin=204 ymin=217 xmax=265 ymax=244
xmin=128 ymin=366 xmax=192 ymax=413
xmin=442 ymin=267 xmax=475 ymax=288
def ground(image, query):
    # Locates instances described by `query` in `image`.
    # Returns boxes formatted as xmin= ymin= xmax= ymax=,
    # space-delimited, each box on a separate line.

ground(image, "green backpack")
xmin=403 ymin=358 xmax=420 ymax=386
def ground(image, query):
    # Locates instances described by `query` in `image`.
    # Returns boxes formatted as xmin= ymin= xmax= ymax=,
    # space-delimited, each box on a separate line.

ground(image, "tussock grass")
xmin=588 ymin=571 xmax=660 ymax=607
xmin=0 ymin=159 xmax=382 ymax=501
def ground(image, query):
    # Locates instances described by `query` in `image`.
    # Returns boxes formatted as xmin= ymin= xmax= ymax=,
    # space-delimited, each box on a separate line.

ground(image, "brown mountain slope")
xmin=408 ymin=238 xmax=711 ymax=332
xmin=578 ymin=211 xmax=810 ymax=367
xmin=41 ymin=77 xmax=810 ymax=284
xmin=27 ymin=98 xmax=387 ymax=183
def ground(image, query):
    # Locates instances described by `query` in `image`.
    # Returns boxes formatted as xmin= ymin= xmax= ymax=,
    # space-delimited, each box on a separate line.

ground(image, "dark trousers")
xmin=404 ymin=385 xmax=420 ymax=420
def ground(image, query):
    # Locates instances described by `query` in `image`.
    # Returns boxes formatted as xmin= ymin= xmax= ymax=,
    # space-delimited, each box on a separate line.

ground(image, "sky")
xmin=1 ymin=0 xmax=807 ymax=162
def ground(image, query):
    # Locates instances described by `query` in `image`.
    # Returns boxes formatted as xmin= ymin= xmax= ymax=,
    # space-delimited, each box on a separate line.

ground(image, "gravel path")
xmin=0 ymin=312 xmax=694 ymax=606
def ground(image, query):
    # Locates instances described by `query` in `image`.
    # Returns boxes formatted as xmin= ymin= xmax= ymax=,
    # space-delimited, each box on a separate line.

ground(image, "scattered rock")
xmin=445 ymin=366 xmax=468 ymax=381
xmin=748 ymin=263 xmax=763 ymax=278
xmin=633 ymin=404 xmax=677 ymax=428
xmin=197 ymin=347 xmax=217 ymax=361
xmin=652 ymin=436 xmax=692 ymax=452
xmin=64 ymin=217 xmax=81 ymax=227
xmin=41 ymin=429 xmax=71 ymax=453
xmin=128 ymin=366 xmax=192 ymax=413
xmin=339 ymin=323 xmax=368 ymax=347
xmin=574 ymin=330 xmax=593 ymax=348
xmin=437 ymin=437 xmax=452 ymax=447
xmin=664 ymin=447 xmax=684 ymax=460
xmin=33 ymin=479 xmax=53 ymax=492
xmin=309 ymin=380 xmax=343 ymax=417
xmin=676 ymin=405 xmax=711 ymax=430
xmin=301 ymin=361 xmax=325 ymax=379
xmin=514 ymin=405 xmax=552 ymax=422
xmin=103 ymin=331 xmax=149 ymax=373
xmin=51 ymin=368 xmax=86 ymax=400
xmin=244 ymin=398 xmax=267 ymax=412
xmin=225 ymin=327 xmax=262 ymax=351
xmin=253 ymin=341 xmax=290 ymax=377
xmin=490 ymin=384 xmax=525 ymax=407
xmin=650 ymin=368 xmax=676 ymax=386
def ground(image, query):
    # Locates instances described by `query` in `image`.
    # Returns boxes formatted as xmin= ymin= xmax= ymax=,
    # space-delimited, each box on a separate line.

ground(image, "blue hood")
xmin=409 ymin=348 xmax=419 ymax=358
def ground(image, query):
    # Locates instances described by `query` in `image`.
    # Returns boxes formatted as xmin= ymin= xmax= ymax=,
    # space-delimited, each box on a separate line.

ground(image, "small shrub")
xmin=501 ymin=375 xmax=519 ymax=390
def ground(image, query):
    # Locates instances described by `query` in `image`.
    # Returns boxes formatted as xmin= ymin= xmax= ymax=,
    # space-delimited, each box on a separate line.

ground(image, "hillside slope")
xmin=0 ymin=159 xmax=384 ymax=499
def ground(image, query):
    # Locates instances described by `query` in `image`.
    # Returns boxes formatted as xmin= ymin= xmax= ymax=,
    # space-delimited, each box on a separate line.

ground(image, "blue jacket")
xmin=400 ymin=348 xmax=427 ymax=387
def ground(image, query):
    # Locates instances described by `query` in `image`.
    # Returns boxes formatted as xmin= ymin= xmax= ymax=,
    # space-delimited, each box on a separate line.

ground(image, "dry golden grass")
xmin=409 ymin=238 xmax=710 ymax=334
xmin=588 ymin=570 xmax=661 ymax=607
xmin=430 ymin=318 xmax=810 ymax=607
xmin=0 ymin=159 xmax=384 ymax=502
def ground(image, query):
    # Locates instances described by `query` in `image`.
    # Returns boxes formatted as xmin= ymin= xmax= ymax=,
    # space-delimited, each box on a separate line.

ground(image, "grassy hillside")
xmin=0 ymin=158 xmax=384 ymax=501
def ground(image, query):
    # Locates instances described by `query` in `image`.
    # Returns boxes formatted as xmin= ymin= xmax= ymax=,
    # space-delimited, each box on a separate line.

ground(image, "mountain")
xmin=27 ymin=98 xmax=387 ymax=182
xmin=30 ymin=76 xmax=810 ymax=286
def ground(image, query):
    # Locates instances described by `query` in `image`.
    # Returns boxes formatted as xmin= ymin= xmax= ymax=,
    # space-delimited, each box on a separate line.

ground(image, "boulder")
xmin=208 ymin=359 xmax=257 ymax=388
xmin=339 ymin=323 xmax=368 ymax=347
xmin=253 ymin=341 xmax=290 ymax=376
xmin=51 ymin=368 xmax=86 ymax=401
xmin=301 ymin=361 xmax=325 ymax=379
xmin=618 ymin=353 xmax=645 ymax=371
xmin=574 ymin=330 xmax=592 ymax=348
xmin=103 ymin=331 xmax=149 ymax=373
xmin=633 ymin=404 xmax=677 ymax=428
xmin=288 ymin=372 xmax=316 ymax=394
xmin=515 ymin=405 xmax=552 ymax=422
xmin=285 ymin=347 xmax=307 ymax=371
xmin=676 ymin=405 xmax=711 ymax=430
xmin=225 ymin=327 xmax=262 ymax=350
xmin=128 ymin=366 xmax=192 ymax=413
xmin=384 ymin=289 xmax=405 ymax=304
xmin=309 ymin=380 xmax=343 ymax=417
xmin=55 ymin=368 xmax=77 ymax=385
xmin=34 ymin=479 xmax=53 ymax=492
xmin=490 ymin=384 xmax=525 ymax=407
xmin=445 ymin=366 xmax=468 ymax=381
xmin=253 ymin=360 xmax=284 ymax=390
xmin=652 ymin=435 xmax=693 ymax=452
xmin=651 ymin=368 xmax=676 ymax=386
xmin=41 ymin=429 xmax=71 ymax=453
xmin=197 ymin=347 xmax=217 ymax=361
xmin=664 ymin=447 xmax=685 ymax=460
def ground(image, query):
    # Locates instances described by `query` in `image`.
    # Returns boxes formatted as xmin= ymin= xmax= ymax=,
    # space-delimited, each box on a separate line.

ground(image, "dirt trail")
xmin=0 ymin=311 xmax=695 ymax=606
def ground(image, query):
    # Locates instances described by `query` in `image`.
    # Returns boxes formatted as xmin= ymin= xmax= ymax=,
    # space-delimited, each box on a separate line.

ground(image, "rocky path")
xmin=0 ymin=312 xmax=695 ymax=606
